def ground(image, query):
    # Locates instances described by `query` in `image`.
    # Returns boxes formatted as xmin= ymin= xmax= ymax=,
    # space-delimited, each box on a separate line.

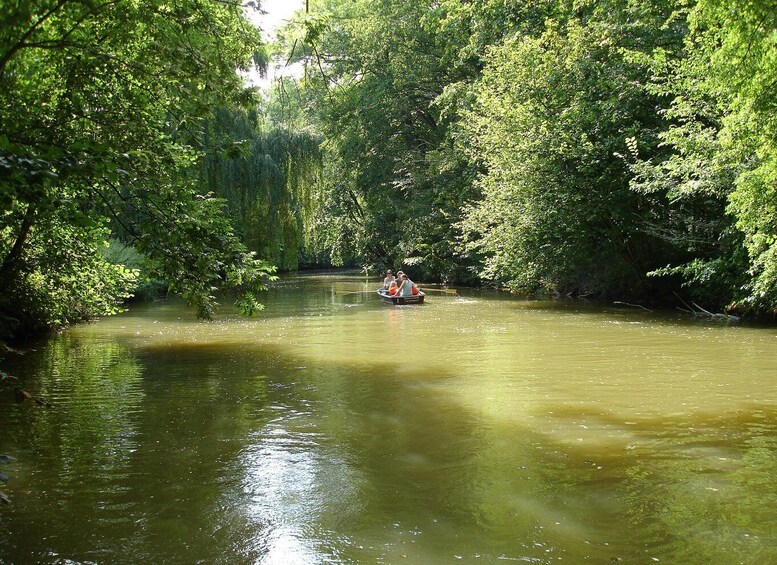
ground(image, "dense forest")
xmin=2 ymin=0 xmax=776 ymax=340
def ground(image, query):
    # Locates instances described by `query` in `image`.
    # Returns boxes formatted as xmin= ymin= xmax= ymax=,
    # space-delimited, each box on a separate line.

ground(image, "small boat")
xmin=377 ymin=288 xmax=425 ymax=305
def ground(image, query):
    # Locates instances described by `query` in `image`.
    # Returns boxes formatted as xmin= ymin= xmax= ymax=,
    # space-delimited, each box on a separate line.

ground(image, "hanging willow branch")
xmin=201 ymin=107 xmax=323 ymax=270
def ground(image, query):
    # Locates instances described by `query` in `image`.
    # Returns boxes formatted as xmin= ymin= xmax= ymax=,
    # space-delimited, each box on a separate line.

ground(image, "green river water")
xmin=1 ymin=272 xmax=776 ymax=564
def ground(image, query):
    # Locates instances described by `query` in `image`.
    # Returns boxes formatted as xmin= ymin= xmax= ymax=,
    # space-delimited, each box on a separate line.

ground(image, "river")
xmin=1 ymin=272 xmax=776 ymax=563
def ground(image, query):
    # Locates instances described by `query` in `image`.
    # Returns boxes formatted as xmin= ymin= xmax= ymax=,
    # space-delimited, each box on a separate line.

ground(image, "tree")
xmin=0 ymin=0 xmax=273 ymax=335
xmin=280 ymin=0 xmax=486 ymax=281
xmin=201 ymin=105 xmax=322 ymax=271
xmin=460 ymin=0 xmax=687 ymax=299
xmin=631 ymin=0 xmax=777 ymax=315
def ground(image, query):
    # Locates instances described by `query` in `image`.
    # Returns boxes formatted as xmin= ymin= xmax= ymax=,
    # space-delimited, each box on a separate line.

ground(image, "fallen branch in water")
xmin=613 ymin=301 xmax=652 ymax=312
xmin=673 ymin=293 xmax=740 ymax=322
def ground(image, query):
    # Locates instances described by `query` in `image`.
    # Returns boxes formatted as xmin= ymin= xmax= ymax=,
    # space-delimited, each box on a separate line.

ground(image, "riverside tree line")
xmin=1 ymin=0 xmax=776 ymax=340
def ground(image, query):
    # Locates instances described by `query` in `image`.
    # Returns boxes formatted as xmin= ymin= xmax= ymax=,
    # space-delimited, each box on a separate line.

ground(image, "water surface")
xmin=1 ymin=272 xmax=776 ymax=563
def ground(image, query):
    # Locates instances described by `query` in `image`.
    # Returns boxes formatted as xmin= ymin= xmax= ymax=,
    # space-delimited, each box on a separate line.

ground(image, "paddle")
xmin=418 ymin=288 xmax=459 ymax=296
xmin=335 ymin=290 xmax=377 ymax=295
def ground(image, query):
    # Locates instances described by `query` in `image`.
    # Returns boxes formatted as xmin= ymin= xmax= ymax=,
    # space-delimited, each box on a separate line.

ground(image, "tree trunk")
xmin=0 ymin=203 xmax=36 ymax=282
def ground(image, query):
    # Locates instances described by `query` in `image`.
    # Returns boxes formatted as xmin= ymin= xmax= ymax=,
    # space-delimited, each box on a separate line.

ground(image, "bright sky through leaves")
xmin=246 ymin=0 xmax=306 ymax=88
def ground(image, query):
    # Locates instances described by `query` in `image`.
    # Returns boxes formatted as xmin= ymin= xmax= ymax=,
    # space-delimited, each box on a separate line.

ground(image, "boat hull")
xmin=377 ymin=289 xmax=425 ymax=305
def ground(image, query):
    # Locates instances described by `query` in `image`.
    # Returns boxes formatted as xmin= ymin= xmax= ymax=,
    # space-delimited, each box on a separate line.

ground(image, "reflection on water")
xmin=1 ymin=272 xmax=776 ymax=563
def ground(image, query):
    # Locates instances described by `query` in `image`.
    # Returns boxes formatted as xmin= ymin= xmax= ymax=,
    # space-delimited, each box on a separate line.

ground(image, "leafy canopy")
xmin=0 ymin=0 xmax=274 ymax=333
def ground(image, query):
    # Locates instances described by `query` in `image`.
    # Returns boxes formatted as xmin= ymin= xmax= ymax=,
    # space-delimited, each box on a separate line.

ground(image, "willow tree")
xmin=202 ymin=106 xmax=322 ymax=271
xmin=0 ymin=0 xmax=273 ymax=335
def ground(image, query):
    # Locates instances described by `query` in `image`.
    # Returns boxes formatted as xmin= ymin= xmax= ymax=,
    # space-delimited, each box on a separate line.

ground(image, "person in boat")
xmin=391 ymin=270 xmax=405 ymax=294
xmin=383 ymin=269 xmax=396 ymax=289
xmin=396 ymin=273 xmax=420 ymax=297
xmin=387 ymin=279 xmax=399 ymax=295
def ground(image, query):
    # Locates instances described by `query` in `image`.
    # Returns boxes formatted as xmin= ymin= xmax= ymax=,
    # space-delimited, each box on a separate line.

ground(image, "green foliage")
xmin=201 ymin=107 xmax=322 ymax=271
xmin=0 ymin=0 xmax=275 ymax=335
xmin=123 ymin=180 xmax=277 ymax=320
xmin=267 ymin=0 xmax=777 ymax=315
xmin=628 ymin=0 xmax=777 ymax=314
xmin=1 ymin=221 xmax=137 ymax=336
xmin=227 ymin=257 xmax=278 ymax=315
xmin=284 ymin=0 xmax=483 ymax=282
xmin=705 ymin=0 xmax=777 ymax=313
xmin=0 ymin=0 xmax=746 ymax=321
xmin=460 ymin=0 xmax=684 ymax=297
xmin=103 ymin=239 xmax=168 ymax=301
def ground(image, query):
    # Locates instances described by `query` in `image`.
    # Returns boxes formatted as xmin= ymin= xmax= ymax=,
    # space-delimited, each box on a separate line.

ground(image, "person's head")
xmin=400 ymin=273 xmax=408 ymax=281
xmin=386 ymin=270 xmax=393 ymax=276
xmin=396 ymin=270 xmax=404 ymax=278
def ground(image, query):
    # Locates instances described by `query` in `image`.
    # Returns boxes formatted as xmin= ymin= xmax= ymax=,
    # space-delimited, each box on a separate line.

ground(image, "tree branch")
xmin=0 ymin=0 xmax=70 ymax=74
xmin=0 ymin=203 xmax=37 ymax=282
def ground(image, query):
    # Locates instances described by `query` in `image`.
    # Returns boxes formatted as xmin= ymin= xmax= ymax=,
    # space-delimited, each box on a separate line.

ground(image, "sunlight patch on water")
xmin=236 ymin=417 xmax=363 ymax=563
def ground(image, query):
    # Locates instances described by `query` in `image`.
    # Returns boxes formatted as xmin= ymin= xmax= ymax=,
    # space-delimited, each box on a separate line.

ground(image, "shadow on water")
xmin=0 ymin=276 xmax=776 ymax=563
xmin=514 ymin=402 xmax=777 ymax=564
